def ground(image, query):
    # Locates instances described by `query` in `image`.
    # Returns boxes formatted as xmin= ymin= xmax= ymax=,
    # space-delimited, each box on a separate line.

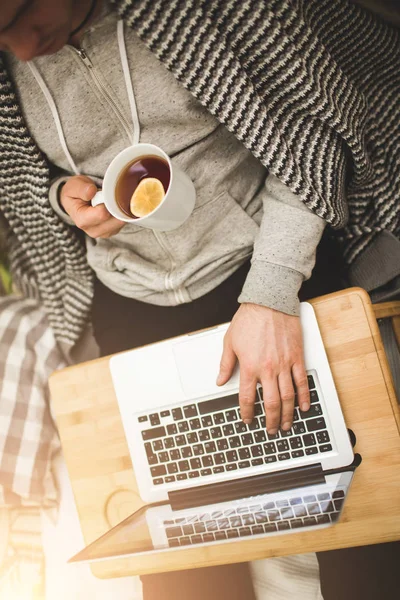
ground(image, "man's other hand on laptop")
xmin=217 ymin=303 xmax=310 ymax=435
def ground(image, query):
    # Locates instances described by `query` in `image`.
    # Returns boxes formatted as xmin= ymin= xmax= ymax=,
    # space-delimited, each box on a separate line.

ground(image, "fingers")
xmin=61 ymin=176 xmax=124 ymax=238
xmin=238 ymin=366 xmax=258 ymax=424
xmin=216 ymin=336 xmax=237 ymax=386
xmin=278 ymin=371 xmax=295 ymax=431
xmin=292 ymin=362 xmax=310 ymax=412
xmin=260 ymin=376 xmax=281 ymax=434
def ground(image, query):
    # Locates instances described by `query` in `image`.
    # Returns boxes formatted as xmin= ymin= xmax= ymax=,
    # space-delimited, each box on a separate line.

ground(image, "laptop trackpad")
xmin=172 ymin=330 xmax=239 ymax=400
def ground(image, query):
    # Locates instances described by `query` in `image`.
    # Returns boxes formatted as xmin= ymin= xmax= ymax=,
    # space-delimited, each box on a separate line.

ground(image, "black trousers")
xmin=91 ymin=232 xmax=346 ymax=600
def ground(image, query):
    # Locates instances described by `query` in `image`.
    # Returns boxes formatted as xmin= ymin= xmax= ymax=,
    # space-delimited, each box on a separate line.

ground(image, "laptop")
xmin=70 ymin=302 xmax=360 ymax=564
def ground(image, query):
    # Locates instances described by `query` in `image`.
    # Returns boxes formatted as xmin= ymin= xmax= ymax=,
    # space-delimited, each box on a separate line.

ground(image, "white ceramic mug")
xmin=92 ymin=143 xmax=196 ymax=231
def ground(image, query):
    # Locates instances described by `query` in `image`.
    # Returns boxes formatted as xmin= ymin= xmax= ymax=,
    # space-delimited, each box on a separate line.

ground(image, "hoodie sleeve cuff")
xmin=48 ymin=176 xmax=75 ymax=226
xmin=238 ymin=259 xmax=303 ymax=316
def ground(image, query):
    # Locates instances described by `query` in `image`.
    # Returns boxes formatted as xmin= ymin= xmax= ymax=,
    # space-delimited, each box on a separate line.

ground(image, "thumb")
xmin=217 ymin=340 xmax=237 ymax=386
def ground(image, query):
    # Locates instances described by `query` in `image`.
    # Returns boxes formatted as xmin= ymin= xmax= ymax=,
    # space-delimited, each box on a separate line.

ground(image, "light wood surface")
xmin=49 ymin=288 xmax=400 ymax=579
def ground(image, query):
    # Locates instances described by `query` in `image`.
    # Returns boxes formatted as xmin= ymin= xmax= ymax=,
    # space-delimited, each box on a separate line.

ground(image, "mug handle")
xmin=91 ymin=190 xmax=104 ymax=207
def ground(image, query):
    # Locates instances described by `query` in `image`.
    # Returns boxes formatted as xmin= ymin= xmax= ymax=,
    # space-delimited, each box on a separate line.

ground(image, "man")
xmin=0 ymin=1 xmax=398 ymax=599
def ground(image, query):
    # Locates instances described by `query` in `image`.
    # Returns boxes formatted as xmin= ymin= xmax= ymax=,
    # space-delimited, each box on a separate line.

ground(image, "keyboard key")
xmin=242 ymin=514 xmax=255 ymax=526
xmin=250 ymin=445 xmax=262 ymax=457
xmin=198 ymin=394 xmax=239 ymax=415
xmin=252 ymin=525 xmax=264 ymax=535
xmin=210 ymin=427 xmax=222 ymax=438
xmin=193 ymin=444 xmax=205 ymax=455
xmin=280 ymin=429 xmax=293 ymax=438
xmin=194 ymin=522 xmax=206 ymax=533
xmin=280 ymin=507 xmax=294 ymax=520
xmin=291 ymin=450 xmax=304 ymax=458
xmin=184 ymin=405 xmax=198 ymax=418
xmin=316 ymin=514 xmax=330 ymax=524
xmin=263 ymin=501 xmax=275 ymax=509
xmin=277 ymin=440 xmax=289 ymax=452
xmin=304 ymin=495 xmax=316 ymax=502
xmin=320 ymin=501 xmax=335 ymax=513
xmin=206 ymin=521 xmax=218 ymax=531
xmin=235 ymin=421 xmax=248 ymax=433
xmin=213 ymin=413 xmax=225 ymax=425
xmin=177 ymin=473 xmax=187 ymax=480
xmin=248 ymin=418 xmax=259 ymax=430
xmin=198 ymin=429 xmax=210 ymax=441
xmin=187 ymin=432 xmax=198 ymax=444
xmin=153 ymin=440 xmax=163 ymax=452
xmin=153 ymin=478 xmax=163 ymax=485
xmin=241 ymin=433 xmax=254 ymax=446
xmin=307 ymin=503 xmax=321 ymax=515
xmin=166 ymin=526 xmax=183 ymax=538
xmin=189 ymin=471 xmax=200 ymax=478
xmin=334 ymin=499 xmax=344 ymax=511
xmin=183 ymin=524 xmax=194 ymax=535
xmin=254 ymin=431 xmax=266 ymax=443
xmin=150 ymin=413 xmax=160 ymax=426
xmin=167 ymin=424 xmax=177 ymax=435
xmin=225 ymin=410 xmax=237 ymax=422
xmin=170 ymin=449 xmax=181 ymax=460
xmin=226 ymin=464 xmax=238 ymax=471
xmin=146 ymin=454 xmax=158 ymax=465
xmin=290 ymin=520 xmax=303 ymax=529
xmin=142 ymin=426 xmax=166 ymax=441
xmin=239 ymin=527 xmax=252 ymax=537
xmin=180 ymin=536 xmax=191 ymax=546
xmin=290 ymin=497 xmax=302 ymax=505
xmin=176 ymin=435 xmax=187 ymax=446
xmin=159 ymin=452 xmax=169 ymax=463
xmin=267 ymin=510 xmax=280 ymax=521
xmin=178 ymin=460 xmax=190 ymax=471
xmin=172 ymin=408 xmax=183 ymax=421
xmin=263 ymin=442 xmax=276 ymax=455
xmin=317 ymin=493 xmax=330 ymax=501
xmin=189 ymin=418 xmax=201 ymax=430
xmin=305 ymin=447 xmax=318 ymax=455
xmin=264 ymin=523 xmax=277 ymax=533
xmin=167 ymin=463 xmax=178 ymax=474
xmin=178 ymin=421 xmax=189 ymax=433
xmin=223 ymin=424 xmax=235 ymax=436
xmin=267 ymin=431 xmax=279 ymax=440
xmin=226 ymin=450 xmax=238 ymax=462
xmin=165 ymin=476 xmax=176 ymax=483
xmin=316 ymin=431 xmax=330 ymax=444
xmin=160 ymin=410 xmax=170 ymax=418
xmin=200 ymin=468 xmax=212 ymax=476
xmin=259 ymin=416 xmax=266 ymax=428
xmin=205 ymin=442 xmax=217 ymax=453
xmin=239 ymin=460 xmax=251 ymax=469
xmin=332 ymin=490 xmax=345 ymax=499
xmin=303 ymin=434 xmax=316 ymax=447
xmin=214 ymin=531 xmax=227 ymax=540
xmin=303 ymin=517 xmax=317 ymax=526
xmin=216 ymin=439 xmax=228 ymax=452
xmin=202 ymin=533 xmax=215 ymax=542
xmin=255 ymin=512 xmax=268 ymax=523
xmin=229 ymin=436 xmax=241 ymax=448
xmin=251 ymin=458 xmax=263 ymax=466
xmin=202 ymin=455 xmax=214 ymax=467
xmin=300 ymin=404 xmax=323 ymax=419
xmin=278 ymin=453 xmax=290 ymax=461
xmin=307 ymin=374 xmax=315 ymax=389
xmin=239 ymin=448 xmax=251 ymax=460
xmin=151 ymin=465 xmax=167 ymax=477
xmin=277 ymin=521 xmax=290 ymax=531
xmin=306 ymin=417 xmax=326 ymax=432
xmin=201 ymin=415 xmax=213 ymax=427
xmin=264 ymin=456 xmax=277 ymax=463
xmin=191 ymin=534 xmax=203 ymax=544
xmin=164 ymin=438 xmax=175 ymax=449
xmin=138 ymin=415 xmax=148 ymax=423
xmin=190 ymin=458 xmax=202 ymax=470
xmin=290 ymin=436 xmax=303 ymax=449
xmin=168 ymin=538 xmax=180 ymax=547
xmin=320 ymin=444 xmax=332 ymax=452
xmin=310 ymin=390 xmax=319 ymax=403
xmin=254 ymin=404 xmax=263 ymax=416
xmin=214 ymin=453 xmax=226 ymax=464
xmin=330 ymin=512 xmax=340 ymax=522
xmin=227 ymin=530 xmax=239 ymax=539
xmin=292 ymin=422 xmax=306 ymax=435
xmin=293 ymin=505 xmax=307 ymax=518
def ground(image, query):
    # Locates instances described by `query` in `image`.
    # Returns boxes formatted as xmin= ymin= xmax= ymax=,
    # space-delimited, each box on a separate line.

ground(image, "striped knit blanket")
xmin=0 ymin=0 xmax=399 ymax=348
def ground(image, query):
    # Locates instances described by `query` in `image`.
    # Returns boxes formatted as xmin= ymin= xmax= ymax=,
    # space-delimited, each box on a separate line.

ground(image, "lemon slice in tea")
xmin=130 ymin=177 xmax=166 ymax=218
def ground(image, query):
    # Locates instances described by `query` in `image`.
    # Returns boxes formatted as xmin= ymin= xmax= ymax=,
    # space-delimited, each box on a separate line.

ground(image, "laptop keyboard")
xmin=163 ymin=489 xmax=345 ymax=547
xmin=138 ymin=372 xmax=333 ymax=487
